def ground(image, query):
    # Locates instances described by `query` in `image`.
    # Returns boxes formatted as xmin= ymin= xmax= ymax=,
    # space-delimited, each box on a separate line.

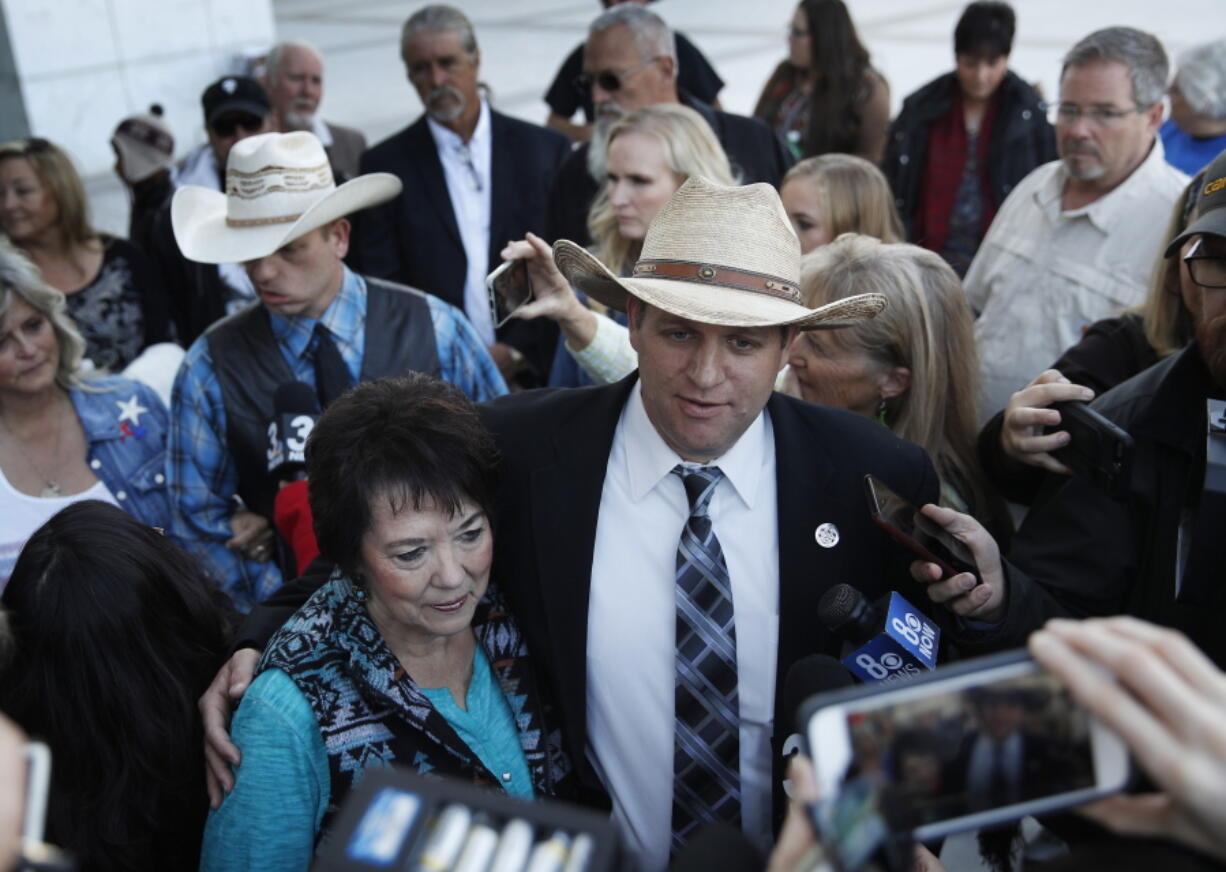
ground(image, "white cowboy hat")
xmin=553 ymin=175 xmax=887 ymax=330
xmin=171 ymin=131 xmax=402 ymax=264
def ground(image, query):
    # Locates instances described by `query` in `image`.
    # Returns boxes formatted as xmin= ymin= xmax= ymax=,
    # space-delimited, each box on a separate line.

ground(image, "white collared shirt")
xmin=309 ymin=114 xmax=334 ymax=147
xmin=427 ymin=99 xmax=495 ymax=345
xmin=965 ymin=140 xmax=1187 ymax=422
xmin=587 ymin=382 xmax=780 ymax=871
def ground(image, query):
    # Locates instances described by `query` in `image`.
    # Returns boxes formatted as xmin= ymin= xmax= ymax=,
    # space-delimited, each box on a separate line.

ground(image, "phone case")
xmin=799 ymin=649 xmax=1132 ymax=841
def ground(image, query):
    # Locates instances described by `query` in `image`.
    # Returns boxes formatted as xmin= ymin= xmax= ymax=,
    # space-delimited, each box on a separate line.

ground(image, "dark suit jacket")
xmin=544 ymin=92 xmax=794 ymax=246
xmin=324 ymin=120 xmax=367 ymax=183
xmin=241 ymin=376 xmax=940 ymax=821
xmin=349 ymin=109 xmax=571 ymax=378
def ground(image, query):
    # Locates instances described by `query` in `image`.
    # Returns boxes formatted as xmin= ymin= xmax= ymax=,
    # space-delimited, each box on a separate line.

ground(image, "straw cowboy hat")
xmin=171 ymin=131 xmax=401 ymax=264
xmin=553 ymin=175 xmax=887 ymax=329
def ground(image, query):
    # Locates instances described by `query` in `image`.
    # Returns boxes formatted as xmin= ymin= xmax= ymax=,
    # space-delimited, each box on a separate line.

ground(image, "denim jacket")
xmin=70 ymin=375 xmax=173 ymax=528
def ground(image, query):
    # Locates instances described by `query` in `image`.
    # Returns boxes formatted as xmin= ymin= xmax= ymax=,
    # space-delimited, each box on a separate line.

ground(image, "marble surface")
xmin=1 ymin=0 xmax=274 ymax=184
xmin=9 ymin=0 xmax=1218 ymax=235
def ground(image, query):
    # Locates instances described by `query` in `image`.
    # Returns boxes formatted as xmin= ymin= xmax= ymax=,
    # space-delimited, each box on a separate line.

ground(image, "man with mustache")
xmin=543 ymin=3 xmax=791 ymax=247
xmin=964 ymin=27 xmax=1188 ymax=423
xmin=915 ymin=149 xmax=1226 ymax=669
xmin=349 ymin=5 xmax=570 ymax=387
xmin=263 ymin=41 xmax=367 ymax=183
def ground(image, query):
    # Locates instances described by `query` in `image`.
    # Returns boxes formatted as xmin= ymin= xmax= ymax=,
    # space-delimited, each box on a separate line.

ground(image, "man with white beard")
xmin=543 ymin=3 xmax=791 ymax=247
xmin=964 ymin=27 xmax=1188 ymax=422
xmin=349 ymin=5 xmax=570 ymax=387
xmin=263 ymin=41 xmax=367 ymax=183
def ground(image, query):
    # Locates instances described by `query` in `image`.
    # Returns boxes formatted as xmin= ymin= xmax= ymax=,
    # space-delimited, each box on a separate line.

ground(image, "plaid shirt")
xmin=168 ymin=267 xmax=507 ymax=611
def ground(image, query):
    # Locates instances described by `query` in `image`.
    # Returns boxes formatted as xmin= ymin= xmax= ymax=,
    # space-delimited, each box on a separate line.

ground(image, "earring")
xmin=876 ymin=395 xmax=888 ymax=427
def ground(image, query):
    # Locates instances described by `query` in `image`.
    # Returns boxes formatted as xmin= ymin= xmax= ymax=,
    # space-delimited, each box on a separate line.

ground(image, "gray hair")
xmin=0 ymin=238 xmax=86 ymax=388
xmin=1175 ymin=40 xmax=1226 ymax=120
xmin=264 ymin=41 xmax=323 ymax=86
xmin=1062 ymin=27 xmax=1168 ymax=108
xmin=589 ymin=4 xmax=676 ymax=63
xmin=401 ymin=5 xmax=478 ymax=62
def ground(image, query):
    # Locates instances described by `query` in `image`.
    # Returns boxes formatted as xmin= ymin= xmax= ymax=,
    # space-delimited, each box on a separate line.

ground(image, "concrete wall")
xmin=0 ymin=0 xmax=275 ymax=181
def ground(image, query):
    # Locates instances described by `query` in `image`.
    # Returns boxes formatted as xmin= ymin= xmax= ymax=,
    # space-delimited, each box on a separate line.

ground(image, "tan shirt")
xmin=965 ymin=141 xmax=1187 ymax=422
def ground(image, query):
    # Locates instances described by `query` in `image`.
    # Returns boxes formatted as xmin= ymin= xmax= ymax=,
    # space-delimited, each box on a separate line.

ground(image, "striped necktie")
xmin=670 ymin=464 xmax=741 ymax=853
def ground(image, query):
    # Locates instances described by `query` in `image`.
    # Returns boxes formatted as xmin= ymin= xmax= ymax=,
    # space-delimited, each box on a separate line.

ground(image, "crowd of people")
xmin=2 ymin=1 xmax=1226 ymax=870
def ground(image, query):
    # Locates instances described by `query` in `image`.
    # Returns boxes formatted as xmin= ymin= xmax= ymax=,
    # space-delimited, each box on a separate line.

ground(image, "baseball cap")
xmin=201 ymin=76 xmax=271 ymax=127
xmin=112 ymin=104 xmax=175 ymax=183
xmin=1166 ymin=149 xmax=1226 ymax=256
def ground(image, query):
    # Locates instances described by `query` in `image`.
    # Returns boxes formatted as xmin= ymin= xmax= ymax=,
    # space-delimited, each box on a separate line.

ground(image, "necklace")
xmin=0 ymin=397 xmax=67 ymax=498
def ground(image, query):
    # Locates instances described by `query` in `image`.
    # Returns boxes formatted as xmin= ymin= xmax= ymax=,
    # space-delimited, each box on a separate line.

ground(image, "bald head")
xmin=266 ymin=41 xmax=325 ymax=132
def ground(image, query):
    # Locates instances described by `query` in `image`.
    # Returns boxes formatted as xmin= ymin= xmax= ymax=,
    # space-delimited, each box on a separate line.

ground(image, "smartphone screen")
xmin=864 ymin=475 xmax=977 ymax=579
xmin=486 ymin=260 xmax=533 ymax=328
xmin=808 ymin=657 xmax=1127 ymax=857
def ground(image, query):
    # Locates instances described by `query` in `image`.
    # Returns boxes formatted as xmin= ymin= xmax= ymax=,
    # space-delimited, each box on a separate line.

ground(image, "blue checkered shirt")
xmin=168 ymin=267 xmax=507 ymax=611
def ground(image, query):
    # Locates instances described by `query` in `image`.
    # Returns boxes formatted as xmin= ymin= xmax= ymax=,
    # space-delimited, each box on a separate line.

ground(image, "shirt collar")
xmin=622 ymin=380 xmax=768 ymax=510
xmin=427 ymin=98 xmax=491 ymax=153
xmin=310 ymin=115 xmax=333 ymax=147
xmin=267 ymin=265 xmax=366 ymax=361
xmin=1037 ymin=138 xmax=1169 ymax=233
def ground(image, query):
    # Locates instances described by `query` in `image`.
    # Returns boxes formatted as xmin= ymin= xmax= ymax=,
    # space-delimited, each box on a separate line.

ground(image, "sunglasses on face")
xmin=211 ymin=114 xmax=264 ymax=138
xmin=574 ymin=57 xmax=659 ymax=94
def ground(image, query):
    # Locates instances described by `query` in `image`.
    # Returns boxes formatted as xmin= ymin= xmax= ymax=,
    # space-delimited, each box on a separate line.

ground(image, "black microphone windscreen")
xmin=784 ymin=653 xmax=856 ymax=730
xmin=818 ymin=583 xmax=862 ymax=630
xmin=670 ymin=822 xmax=764 ymax=872
xmin=274 ymin=381 xmax=320 ymax=416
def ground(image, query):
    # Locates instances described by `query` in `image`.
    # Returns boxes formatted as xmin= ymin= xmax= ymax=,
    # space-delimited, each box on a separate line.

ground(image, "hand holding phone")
xmin=803 ymin=650 xmax=1130 ymax=868
xmin=905 ymin=504 xmax=1007 ymax=624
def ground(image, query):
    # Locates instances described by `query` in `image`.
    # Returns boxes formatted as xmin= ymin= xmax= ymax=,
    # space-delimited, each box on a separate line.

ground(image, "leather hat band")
xmin=631 ymin=258 xmax=802 ymax=304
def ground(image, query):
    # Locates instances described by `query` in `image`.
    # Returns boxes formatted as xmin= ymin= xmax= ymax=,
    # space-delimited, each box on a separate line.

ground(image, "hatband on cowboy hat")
xmin=553 ymin=175 xmax=887 ymax=330
xmin=171 ymin=131 xmax=401 ymax=264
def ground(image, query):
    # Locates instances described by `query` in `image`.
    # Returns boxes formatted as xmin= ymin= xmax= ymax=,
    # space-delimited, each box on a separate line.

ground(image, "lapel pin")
xmin=815 ymin=523 xmax=840 ymax=548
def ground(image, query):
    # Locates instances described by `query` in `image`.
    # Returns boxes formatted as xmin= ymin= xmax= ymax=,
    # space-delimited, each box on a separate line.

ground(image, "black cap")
xmin=1166 ymin=149 xmax=1226 ymax=257
xmin=201 ymin=76 xmax=270 ymax=127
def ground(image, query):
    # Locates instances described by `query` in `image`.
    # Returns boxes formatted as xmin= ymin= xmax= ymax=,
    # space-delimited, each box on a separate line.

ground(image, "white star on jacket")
xmin=116 ymin=395 xmax=149 ymax=426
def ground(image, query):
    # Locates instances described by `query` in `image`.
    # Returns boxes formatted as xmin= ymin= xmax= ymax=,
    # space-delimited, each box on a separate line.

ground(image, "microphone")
xmin=266 ymin=381 xmax=320 ymax=483
xmin=780 ymin=654 xmax=857 ymax=797
xmin=818 ymin=584 xmax=939 ymax=685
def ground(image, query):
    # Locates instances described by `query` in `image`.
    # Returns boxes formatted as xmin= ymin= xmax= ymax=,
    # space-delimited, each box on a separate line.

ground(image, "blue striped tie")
xmin=671 ymin=464 xmax=741 ymax=852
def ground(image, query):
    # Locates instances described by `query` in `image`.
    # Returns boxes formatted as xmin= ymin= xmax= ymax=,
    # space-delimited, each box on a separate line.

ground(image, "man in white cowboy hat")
xmin=206 ymin=176 xmax=942 ymax=868
xmin=167 ymin=131 xmax=507 ymax=612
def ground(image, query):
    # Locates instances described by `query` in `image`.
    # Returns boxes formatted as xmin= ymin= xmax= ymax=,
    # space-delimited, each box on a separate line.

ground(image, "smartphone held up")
xmin=800 ymin=651 xmax=1130 ymax=872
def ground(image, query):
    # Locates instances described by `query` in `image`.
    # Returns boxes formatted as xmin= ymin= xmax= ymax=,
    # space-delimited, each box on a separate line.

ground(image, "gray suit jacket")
xmin=325 ymin=121 xmax=366 ymax=182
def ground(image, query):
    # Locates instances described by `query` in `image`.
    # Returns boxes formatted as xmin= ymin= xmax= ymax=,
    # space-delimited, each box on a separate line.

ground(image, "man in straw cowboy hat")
xmin=207 ymin=176 xmax=944 ymax=867
xmin=167 ymin=131 xmax=506 ymax=612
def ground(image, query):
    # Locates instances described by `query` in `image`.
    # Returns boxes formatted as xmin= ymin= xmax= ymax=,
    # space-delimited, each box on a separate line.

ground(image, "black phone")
xmin=1045 ymin=401 xmax=1134 ymax=498
xmin=486 ymin=260 xmax=533 ymax=328
xmin=864 ymin=474 xmax=978 ymax=580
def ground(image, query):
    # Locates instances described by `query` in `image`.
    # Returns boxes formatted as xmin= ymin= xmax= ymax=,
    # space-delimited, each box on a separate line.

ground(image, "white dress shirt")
xmin=587 ymin=382 xmax=780 ymax=871
xmin=427 ymin=100 xmax=496 ymax=345
xmin=964 ymin=140 xmax=1187 ymax=422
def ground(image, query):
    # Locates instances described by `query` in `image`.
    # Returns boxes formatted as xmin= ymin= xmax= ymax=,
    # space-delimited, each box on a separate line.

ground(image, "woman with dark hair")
xmin=754 ymin=0 xmax=890 ymax=162
xmin=0 ymin=138 xmax=171 ymax=371
xmin=883 ymin=1 xmax=1056 ymax=275
xmin=200 ymin=374 xmax=572 ymax=870
xmin=0 ymin=500 xmax=232 ymax=871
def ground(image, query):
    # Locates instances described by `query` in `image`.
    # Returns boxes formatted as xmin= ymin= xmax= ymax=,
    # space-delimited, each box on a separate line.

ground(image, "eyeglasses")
xmin=211 ymin=113 xmax=264 ymax=138
xmin=1183 ymin=238 xmax=1226 ymax=288
xmin=1048 ymin=102 xmax=1151 ymax=127
xmin=574 ymin=57 xmax=659 ymax=94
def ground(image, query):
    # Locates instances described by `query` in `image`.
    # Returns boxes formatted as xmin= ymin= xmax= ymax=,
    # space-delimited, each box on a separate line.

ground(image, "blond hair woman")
xmin=779 ymin=154 xmax=905 ymax=253
xmin=789 ymin=233 xmax=1008 ymax=537
xmin=500 ymin=105 xmax=736 ymax=386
